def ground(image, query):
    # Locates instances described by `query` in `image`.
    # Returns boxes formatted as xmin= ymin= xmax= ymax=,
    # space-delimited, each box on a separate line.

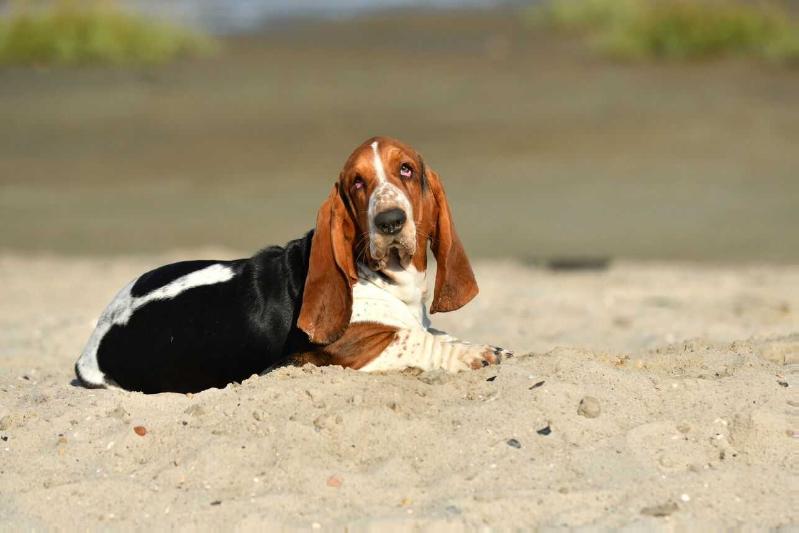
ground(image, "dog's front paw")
xmin=490 ymin=345 xmax=514 ymax=360
xmin=459 ymin=344 xmax=513 ymax=370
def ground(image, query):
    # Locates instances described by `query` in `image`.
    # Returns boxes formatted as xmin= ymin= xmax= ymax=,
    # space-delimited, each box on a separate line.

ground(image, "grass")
xmin=527 ymin=0 xmax=799 ymax=64
xmin=0 ymin=0 xmax=216 ymax=66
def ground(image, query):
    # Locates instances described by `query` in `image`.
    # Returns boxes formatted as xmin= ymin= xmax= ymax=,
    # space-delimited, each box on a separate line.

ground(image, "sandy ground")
xmin=0 ymin=253 xmax=797 ymax=530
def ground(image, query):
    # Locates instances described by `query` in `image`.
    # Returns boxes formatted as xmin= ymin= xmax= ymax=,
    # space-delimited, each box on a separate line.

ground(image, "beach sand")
xmin=0 ymin=253 xmax=796 ymax=529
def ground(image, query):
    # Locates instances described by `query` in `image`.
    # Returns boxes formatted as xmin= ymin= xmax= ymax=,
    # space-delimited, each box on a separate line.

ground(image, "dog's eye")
xmin=352 ymin=176 xmax=365 ymax=191
xmin=400 ymin=163 xmax=413 ymax=179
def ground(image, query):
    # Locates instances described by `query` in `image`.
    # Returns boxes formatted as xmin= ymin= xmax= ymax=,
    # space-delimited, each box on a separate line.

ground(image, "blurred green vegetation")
xmin=528 ymin=0 xmax=799 ymax=64
xmin=0 ymin=0 xmax=216 ymax=66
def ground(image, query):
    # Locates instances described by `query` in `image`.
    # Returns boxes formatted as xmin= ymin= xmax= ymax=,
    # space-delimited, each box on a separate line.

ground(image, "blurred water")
xmin=123 ymin=0 xmax=517 ymax=34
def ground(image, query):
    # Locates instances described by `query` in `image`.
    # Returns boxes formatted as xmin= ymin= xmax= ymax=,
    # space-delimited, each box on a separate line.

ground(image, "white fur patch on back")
xmin=131 ymin=264 xmax=235 ymax=321
xmin=75 ymin=263 xmax=235 ymax=387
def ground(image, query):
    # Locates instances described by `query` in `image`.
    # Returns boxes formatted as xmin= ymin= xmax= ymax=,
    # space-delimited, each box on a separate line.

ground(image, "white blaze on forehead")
xmin=366 ymin=140 xmax=416 ymax=263
xmin=370 ymin=141 xmax=388 ymax=184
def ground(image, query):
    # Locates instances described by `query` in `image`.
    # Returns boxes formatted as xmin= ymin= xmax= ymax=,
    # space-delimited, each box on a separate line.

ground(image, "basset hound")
xmin=75 ymin=136 xmax=511 ymax=393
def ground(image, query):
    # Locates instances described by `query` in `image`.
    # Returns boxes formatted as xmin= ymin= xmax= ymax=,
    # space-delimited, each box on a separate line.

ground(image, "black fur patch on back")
xmin=90 ymin=232 xmax=315 ymax=393
xmin=130 ymin=260 xmax=223 ymax=298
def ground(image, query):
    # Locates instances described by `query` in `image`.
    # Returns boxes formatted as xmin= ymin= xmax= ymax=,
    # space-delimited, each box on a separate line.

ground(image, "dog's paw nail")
xmin=490 ymin=346 xmax=513 ymax=360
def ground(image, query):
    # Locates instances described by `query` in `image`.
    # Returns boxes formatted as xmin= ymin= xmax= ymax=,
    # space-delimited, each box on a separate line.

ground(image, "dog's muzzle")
xmin=369 ymin=207 xmax=415 ymax=270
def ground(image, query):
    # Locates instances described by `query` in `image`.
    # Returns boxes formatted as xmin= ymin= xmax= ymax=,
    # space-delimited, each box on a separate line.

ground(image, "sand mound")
xmin=0 ymin=255 xmax=796 ymax=529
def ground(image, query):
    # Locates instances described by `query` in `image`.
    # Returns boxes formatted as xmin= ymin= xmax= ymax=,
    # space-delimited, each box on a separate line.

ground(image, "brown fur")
xmin=291 ymin=322 xmax=398 ymax=369
xmin=297 ymin=184 xmax=358 ymax=344
xmin=426 ymin=168 xmax=479 ymax=313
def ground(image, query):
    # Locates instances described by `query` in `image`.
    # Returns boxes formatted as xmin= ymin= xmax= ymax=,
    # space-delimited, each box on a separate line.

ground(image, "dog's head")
xmin=297 ymin=136 xmax=478 ymax=344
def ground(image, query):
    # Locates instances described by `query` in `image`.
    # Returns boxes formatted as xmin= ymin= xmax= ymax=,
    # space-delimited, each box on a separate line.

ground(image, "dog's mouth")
xmin=368 ymin=241 xmax=414 ymax=273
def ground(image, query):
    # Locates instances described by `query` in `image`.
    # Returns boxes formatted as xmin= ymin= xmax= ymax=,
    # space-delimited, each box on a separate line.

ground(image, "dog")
xmin=75 ymin=136 xmax=511 ymax=393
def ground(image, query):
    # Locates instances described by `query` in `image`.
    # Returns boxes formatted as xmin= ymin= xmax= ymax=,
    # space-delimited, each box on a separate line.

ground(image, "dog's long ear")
xmin=427 ymin=168 xmax=478 ymax=313
xmin=298 ymin=184 xmax=358 ymax=344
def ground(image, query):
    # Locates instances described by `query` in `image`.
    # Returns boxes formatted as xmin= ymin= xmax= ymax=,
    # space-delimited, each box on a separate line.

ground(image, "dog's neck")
xmin=355 ymin=261 xmax=430 ymax=328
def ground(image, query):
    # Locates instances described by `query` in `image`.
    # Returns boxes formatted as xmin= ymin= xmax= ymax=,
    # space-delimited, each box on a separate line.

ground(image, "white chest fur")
xmin=350 ymin=263 xmax=430 ymax=330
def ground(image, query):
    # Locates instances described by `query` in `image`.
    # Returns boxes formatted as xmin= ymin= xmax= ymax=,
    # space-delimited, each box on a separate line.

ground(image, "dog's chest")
xmin=350 ymin=267 xmax=429 ymax=330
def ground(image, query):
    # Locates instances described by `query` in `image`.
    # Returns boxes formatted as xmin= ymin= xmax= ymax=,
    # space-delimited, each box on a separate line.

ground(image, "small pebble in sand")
xmin=577 ymin=396 xmax=601 ymax=418
xmin=641 ymin=501 xmax=678 ymax=517
xmin=56 ymin=435 xmax=67 ymax=455
xmin=529 ymin=380 xmax=545 ymax=390
xmin=680 ymin=493 xmax=691 ymax=502
xmin=326 ymin=475 xmax=342 ymax=488
xmin=506 ymin=438 xmax=521 ymax=448
xmin=133 ymin=426 xmax=147 ymax=436
xmin=537 ymin=425 xmax=552 ymax=436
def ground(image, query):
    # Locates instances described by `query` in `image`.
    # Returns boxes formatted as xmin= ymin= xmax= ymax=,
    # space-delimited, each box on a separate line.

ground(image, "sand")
xmin=0 ymin=253 xmax=797 ymax=530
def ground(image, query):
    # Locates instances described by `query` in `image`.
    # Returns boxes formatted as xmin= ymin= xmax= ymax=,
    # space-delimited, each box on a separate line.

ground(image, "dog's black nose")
xmin=374 ymin=208 xmax=406 ymax=235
